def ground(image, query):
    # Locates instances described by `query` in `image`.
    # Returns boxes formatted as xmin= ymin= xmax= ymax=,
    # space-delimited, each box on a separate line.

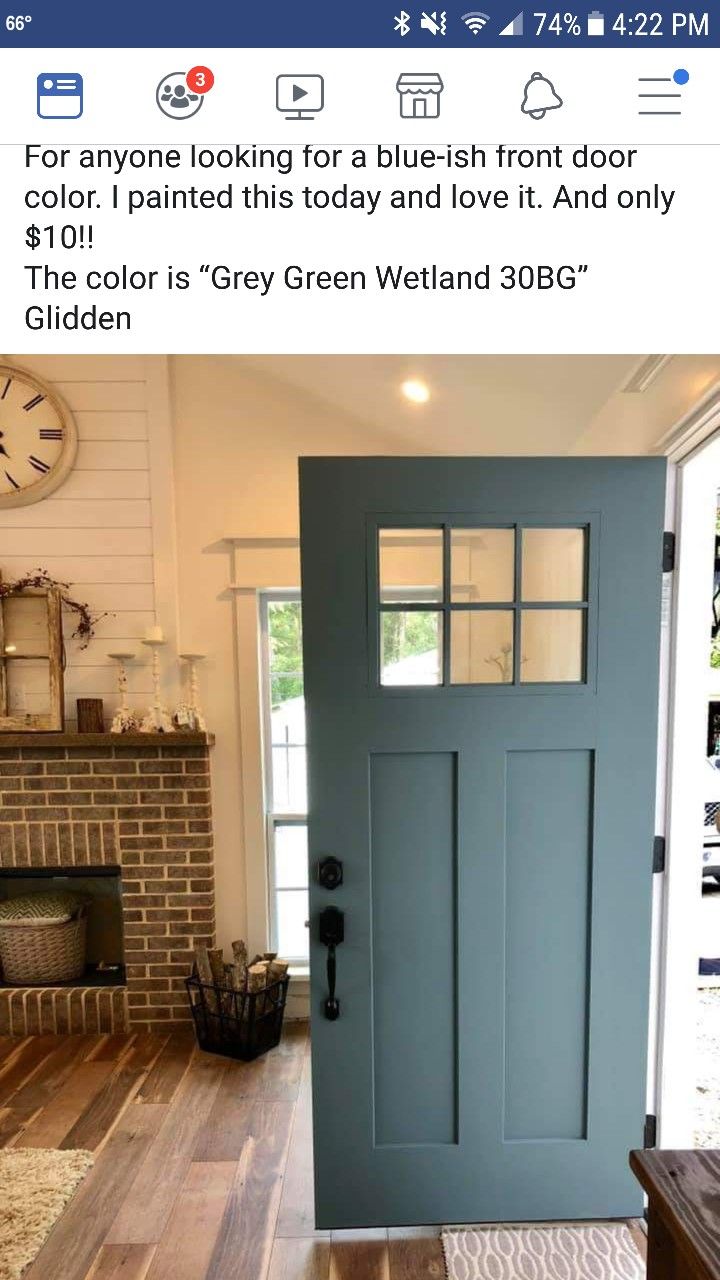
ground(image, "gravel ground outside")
xmin=694 ymin=884 xmax=720 ymax=1146
xmin=696 ymin=986 xmax=720 ymax=1146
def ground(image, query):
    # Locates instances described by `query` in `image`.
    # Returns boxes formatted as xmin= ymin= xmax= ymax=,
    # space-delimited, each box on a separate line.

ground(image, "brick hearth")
xmin=0 ymin=733 xmax=214 ymax=1034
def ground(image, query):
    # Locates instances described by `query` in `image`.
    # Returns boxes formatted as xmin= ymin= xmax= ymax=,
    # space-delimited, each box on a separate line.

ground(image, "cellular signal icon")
xmin=461 ymin=10 xmax=490 ymax=33
xmin=499 ymin=10 xmax=524 ymax=35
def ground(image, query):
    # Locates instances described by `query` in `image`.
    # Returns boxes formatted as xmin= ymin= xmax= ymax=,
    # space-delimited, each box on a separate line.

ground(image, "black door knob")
xmin=318 ymin=855 xmax=343 ymax=890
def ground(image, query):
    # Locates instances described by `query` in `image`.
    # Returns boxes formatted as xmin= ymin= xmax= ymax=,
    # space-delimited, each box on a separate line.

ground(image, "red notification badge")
xmin=187 ymin=66 xmax=214 ymax=94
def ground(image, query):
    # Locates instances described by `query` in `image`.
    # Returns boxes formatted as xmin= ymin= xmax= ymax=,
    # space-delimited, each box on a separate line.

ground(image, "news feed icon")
xmin=37 ymin=74 xmax=83 ymax=119
xmin=276 ymin=75 xmax=324 ymax=121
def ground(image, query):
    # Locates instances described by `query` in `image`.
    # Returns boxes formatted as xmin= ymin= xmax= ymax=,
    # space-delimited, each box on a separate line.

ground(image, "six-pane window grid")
xmin=261 ymin=593 xmax=309 ymax=962
xmin=378 ymin=525 xmax=589 ymax=686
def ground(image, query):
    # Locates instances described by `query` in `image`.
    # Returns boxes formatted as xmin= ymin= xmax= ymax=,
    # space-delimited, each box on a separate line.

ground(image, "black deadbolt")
xmin=318 ymin=855 xmax=343 ymax=890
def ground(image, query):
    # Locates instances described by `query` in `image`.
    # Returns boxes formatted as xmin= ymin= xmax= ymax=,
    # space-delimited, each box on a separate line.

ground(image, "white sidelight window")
xmin=260 ymin=592 xmax=309 ymax=962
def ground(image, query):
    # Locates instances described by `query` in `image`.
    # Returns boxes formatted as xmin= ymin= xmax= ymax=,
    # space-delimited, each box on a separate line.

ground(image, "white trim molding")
xmin=225 ymin=537 xmax=302 ymax=957
xmin=145 ymin=355 xmax=182 ymax=707
xmin=654 ymin=380 xmax=720 ymax=464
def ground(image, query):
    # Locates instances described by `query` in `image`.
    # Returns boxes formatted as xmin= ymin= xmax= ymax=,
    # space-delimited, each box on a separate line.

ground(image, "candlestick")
xmin=140 ymin=638 xmax=174 ymax=733
xmin=108 ymin=652 xmax=138 ymax=733
xmin=176 ymin=653 xmax=207 ymax=732
xmin=144 ymin=624 xmax=165 ymax=643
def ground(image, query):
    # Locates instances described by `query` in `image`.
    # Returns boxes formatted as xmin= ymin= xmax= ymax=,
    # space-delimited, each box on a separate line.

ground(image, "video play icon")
xmin=276 ymin=74 xmax=325 ymax=120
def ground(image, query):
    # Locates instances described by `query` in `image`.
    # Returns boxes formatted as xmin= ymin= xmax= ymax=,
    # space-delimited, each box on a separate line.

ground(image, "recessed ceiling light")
xmin=401 ymin=379 xmax=430 ymax=404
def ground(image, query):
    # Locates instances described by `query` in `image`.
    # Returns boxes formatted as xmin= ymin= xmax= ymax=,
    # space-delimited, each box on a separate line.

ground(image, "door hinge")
xmin=653 ymin=836 xmax=666 ymax=874
xmin=662 ymin=531 xmax=676 ymax=573
xmin=644 ymin=1114 xmax=658 ymax=1149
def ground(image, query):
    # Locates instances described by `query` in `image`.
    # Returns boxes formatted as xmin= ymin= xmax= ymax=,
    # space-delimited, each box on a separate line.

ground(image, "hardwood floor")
xmin=0 ymin=1025 xmax=646 ymax=1280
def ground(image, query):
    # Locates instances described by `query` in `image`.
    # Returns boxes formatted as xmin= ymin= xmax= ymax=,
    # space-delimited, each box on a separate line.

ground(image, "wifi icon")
xmin=461 ymin=10 xmax=490 ymax=33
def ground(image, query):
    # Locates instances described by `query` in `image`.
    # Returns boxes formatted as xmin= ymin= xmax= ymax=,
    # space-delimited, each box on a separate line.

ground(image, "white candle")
xmin=144 ymin=624 xmax=164 ymax=643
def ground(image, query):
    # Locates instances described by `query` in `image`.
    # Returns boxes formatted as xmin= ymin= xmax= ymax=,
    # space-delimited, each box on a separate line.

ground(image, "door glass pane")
xmin=379 ymin=529 xmax=443 ymax=604
xmin=274 ymin=824 xmax=309 ymax=889
xmin=451 ymin=610 xmax=514 ymax=684
xmin=276 ymin=889 xmax=309 ymax=959
xmin=522 ymin=528 xmax=587 ymax=602
xmin=381 ymin=611 xmax=442 ymax=685
xmin=451 ymin=529 xmax=515 ymax=603
xmin=521 ymin=610 xmax=585 ymax=683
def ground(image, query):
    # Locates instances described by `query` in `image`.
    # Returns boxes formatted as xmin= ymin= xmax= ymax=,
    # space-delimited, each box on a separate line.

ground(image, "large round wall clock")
xmin=0 ymin=364 xmax=78 ymax=508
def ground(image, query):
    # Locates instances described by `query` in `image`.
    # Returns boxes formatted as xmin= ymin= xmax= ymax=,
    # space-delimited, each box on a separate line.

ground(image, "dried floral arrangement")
xmin=0 ymin=568 xmax=109 ymax=650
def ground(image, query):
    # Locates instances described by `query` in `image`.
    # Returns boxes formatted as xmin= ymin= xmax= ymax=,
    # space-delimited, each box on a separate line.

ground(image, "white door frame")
xmin=655 ymin=412 xmax=720 ymax=1146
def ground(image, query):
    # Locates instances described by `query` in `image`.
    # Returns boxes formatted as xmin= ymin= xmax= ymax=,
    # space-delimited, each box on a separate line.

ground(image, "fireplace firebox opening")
xmin=0 ymin=865 xmax=125 ymax=987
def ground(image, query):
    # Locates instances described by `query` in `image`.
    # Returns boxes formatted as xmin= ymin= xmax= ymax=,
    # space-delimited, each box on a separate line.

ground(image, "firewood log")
xmin=208 ymin=947 xmax=233 ymax=1013
xmin=245 ymin=962 xmax=268 ymax=1018
xmin=230 ymin=940 xmax=248 ymax=992
xmin=208 ymin=947 xmax=225 ymax=988
xmin=246 ymin=963 xmax=267 ymax=991
xmin=267 ymin=959 xmax=289 ymax=984
xmin=194 ymin=944 xmax=218 ymax=1013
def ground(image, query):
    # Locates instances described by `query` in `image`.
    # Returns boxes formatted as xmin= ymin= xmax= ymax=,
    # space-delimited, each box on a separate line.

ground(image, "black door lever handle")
xmin=319 ymin=906 xmax=344 ymax=1020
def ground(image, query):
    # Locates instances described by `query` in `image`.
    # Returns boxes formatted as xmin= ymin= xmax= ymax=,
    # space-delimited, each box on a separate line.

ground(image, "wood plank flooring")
xmin=0 ymin=1025 xmax=646 ymax=1280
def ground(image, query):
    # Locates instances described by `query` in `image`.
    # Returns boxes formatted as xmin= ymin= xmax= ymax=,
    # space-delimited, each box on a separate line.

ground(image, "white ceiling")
xmin=243 ymin=355 xmax=720 ymax=456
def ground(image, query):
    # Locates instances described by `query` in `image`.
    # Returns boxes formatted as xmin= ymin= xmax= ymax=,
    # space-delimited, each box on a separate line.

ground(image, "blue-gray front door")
xmin=299 ymin=456 xmax=666 ymax=1229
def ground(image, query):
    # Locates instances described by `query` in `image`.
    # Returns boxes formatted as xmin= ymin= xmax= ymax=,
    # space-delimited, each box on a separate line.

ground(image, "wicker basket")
xmin=0 ymin=907 xmax=87 ymax=984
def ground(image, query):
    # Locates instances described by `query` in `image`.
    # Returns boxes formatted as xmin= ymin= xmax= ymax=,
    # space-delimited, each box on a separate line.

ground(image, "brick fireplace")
xmin=0 ymin=732 xmax=214 ymax=1035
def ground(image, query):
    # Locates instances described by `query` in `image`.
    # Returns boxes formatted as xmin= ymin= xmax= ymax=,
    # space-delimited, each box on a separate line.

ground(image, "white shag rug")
xmin=442 ymin=1223 xmax=644 ymax=1280
xmin=0 ymin=1148 xmax=93 ymax=1280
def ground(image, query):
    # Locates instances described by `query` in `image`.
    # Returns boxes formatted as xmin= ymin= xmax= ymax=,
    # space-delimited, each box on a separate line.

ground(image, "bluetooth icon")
xmin=394 ymin=10 xmax=411 ymax=35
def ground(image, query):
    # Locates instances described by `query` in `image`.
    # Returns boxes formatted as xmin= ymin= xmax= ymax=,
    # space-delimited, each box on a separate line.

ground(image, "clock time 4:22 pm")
xmin=611 ymin=11 xmax=709 ymax=35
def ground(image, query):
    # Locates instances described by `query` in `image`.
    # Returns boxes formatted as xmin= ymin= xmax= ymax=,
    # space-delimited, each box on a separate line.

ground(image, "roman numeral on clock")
xmin=28 ymin=455 xmax=50 ymax=474
xmin=39 ymin=429 xmax=63 ymax=440
xmin=23 ymin=394 xmax=45 ymax=412
xmin=4 ymin=471 xmax=19 ymax=489
xmin=1 ymin=378 xmax=11 ymax=401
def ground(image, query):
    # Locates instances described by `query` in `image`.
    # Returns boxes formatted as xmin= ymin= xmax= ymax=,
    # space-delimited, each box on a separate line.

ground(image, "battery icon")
xmin=587 ymin=9 xmax=605 ymax=34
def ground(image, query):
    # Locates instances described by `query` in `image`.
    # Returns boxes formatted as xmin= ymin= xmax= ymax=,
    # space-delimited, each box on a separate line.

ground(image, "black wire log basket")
xmin=185 ymin=973 xmax=290 ymax=1060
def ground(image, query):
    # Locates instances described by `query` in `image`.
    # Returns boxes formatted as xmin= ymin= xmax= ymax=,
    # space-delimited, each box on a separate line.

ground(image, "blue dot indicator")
xmin=673 ymin=68 xmax=690 ymax=85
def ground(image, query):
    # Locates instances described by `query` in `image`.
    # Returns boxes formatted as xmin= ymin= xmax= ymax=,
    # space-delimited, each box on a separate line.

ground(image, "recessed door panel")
xmin=370 ymin=751 xmax=458 ymax=1147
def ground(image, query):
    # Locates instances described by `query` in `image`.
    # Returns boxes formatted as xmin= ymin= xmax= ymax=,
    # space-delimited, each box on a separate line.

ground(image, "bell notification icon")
xmin=521 ymin=71 xmax=563 ymax=119
xmin=276 ymin=74 xmax=325 ymax=120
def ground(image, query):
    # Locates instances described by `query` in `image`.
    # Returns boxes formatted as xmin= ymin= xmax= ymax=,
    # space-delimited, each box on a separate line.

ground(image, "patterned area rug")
xmin=442 ymin=1223 xmax=644 ymax=1280
xmin=0 ymin=1148 xmax=93 ymax=1280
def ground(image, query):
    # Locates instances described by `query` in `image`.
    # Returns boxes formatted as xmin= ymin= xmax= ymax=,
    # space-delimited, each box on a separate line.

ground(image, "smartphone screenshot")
xmin=0 ymin=3 xmax=718 ymax=1275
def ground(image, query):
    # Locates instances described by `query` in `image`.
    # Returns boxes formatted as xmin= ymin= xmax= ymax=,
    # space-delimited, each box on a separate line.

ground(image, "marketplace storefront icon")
xmin=396 ymin=72 xmax=444 ymax=118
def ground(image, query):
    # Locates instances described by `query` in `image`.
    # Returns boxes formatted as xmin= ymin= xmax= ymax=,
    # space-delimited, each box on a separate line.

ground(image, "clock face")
xmin=0 ymin=367 xmax=77 ymax=507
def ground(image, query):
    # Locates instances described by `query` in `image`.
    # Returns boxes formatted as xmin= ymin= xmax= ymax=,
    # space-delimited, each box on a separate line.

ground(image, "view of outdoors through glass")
xmin=267 ymin=599 xmax=308 ymax=959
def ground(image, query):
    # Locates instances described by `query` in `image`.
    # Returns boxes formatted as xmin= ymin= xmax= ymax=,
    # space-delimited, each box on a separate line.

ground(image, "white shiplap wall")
xmin=2 ymin=356 xmax=162 ymax=726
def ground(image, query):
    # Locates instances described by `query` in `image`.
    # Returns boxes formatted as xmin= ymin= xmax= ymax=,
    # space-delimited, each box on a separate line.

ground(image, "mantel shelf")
xmin=0 ymin=731 xmax=215 ymax=748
